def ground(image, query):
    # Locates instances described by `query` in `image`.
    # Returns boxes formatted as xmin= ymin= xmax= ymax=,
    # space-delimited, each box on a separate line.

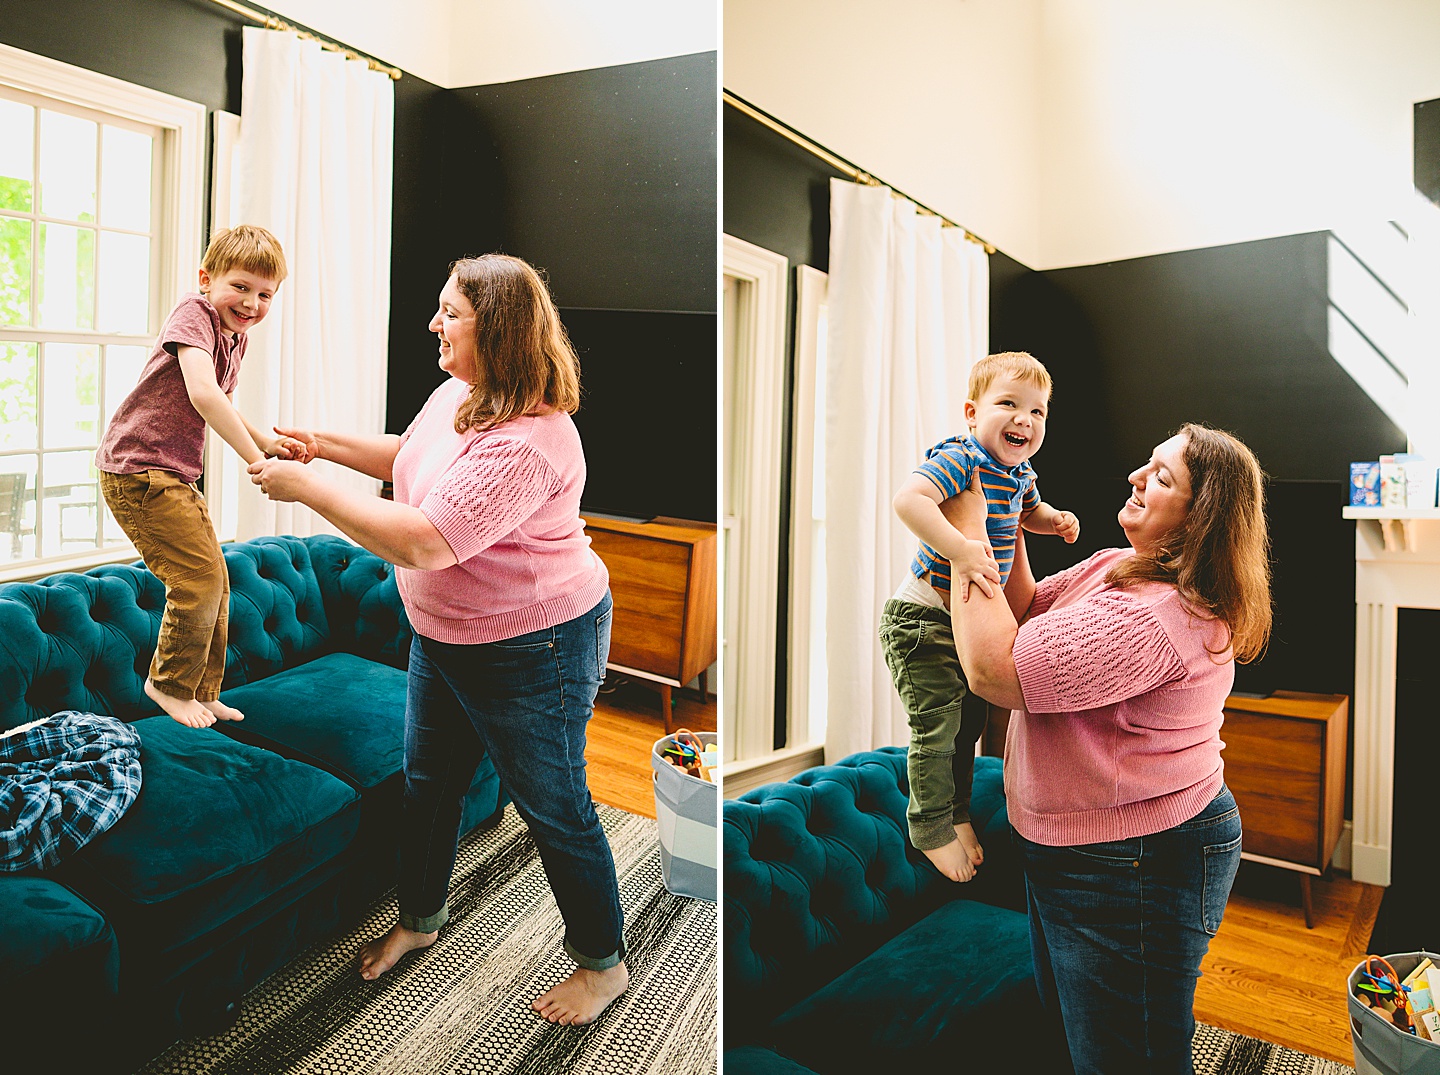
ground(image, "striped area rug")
xmin=1194 ymin=1022 xmax=1354 ymax=1075
xmin=139 ymin=805 xmax=716 ymax=1075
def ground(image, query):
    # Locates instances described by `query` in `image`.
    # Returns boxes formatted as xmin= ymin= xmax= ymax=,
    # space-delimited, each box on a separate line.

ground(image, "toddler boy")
xmin=882 ymin=351 xmax=1079 ymax=881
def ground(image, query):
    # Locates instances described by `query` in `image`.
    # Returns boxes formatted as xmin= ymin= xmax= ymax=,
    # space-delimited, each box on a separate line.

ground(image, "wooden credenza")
xmin=582 ymin=515 xmax=717 ymax=733
xmin=1221 ymin=690 xmax=1349 ymax=928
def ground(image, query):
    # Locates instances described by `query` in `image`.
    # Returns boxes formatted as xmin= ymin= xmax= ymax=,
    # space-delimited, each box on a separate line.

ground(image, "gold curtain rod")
xmin=723 ymin=89 xmax=996 ymax=255
xmin=206 ymin=0 xmax=402 ymax=80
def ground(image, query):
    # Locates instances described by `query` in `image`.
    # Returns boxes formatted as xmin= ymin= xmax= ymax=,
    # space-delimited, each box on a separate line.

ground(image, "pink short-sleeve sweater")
xmin=1005 ymin=547 xmax=1234 ymax=846
xmin=391 ymin=377 xmax=609 ymax=644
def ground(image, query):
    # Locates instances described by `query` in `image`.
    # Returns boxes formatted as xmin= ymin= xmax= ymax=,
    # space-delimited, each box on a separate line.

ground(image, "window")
xmin=0 ymin=43 xmax=205 ymax=579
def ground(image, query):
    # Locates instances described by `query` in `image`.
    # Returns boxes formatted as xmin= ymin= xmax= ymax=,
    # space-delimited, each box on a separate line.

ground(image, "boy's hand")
xmin=248 ymin=458 xmax=310 ymax=502
xmin=950 ymin=538 xmax=1001 ymax=603
xmin=259 ymin=434 xmax=295 ymax=460
xmin=1053 ymin=510 xmax=1080 ymax=544
xmin=272 ymin=426 xmax=320 ymax=464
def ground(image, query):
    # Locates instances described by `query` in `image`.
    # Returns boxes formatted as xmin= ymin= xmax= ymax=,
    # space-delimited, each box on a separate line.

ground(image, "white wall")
xmin=1039 ymin=0 xmax=1440 ymax=268
xmin=267 ymin=0 xmax=717 ymax=89
xmin=725 ymin=0 xmax=1440 ymax=269
xmin=724 ymin=0 xmax=1045 ymax=268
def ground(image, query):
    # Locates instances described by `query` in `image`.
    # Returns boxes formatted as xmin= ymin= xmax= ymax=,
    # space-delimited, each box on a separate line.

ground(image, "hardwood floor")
xmin=585 ymin=675 xmax=717 ymax=819
xmin=1195 ymin=861 xmax=1383 ymax=1065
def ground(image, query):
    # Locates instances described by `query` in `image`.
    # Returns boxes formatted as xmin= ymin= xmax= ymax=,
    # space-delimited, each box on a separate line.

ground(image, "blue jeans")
xmin=397 ymin=593 xmax=624 ymax=971
xmin=1014 ymin=785 xmax=1243 ymax=1075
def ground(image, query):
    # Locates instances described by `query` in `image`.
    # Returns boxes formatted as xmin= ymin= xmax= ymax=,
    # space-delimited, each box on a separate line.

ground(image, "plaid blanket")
xmin=0 ymin=712 xmax=142 ymax=871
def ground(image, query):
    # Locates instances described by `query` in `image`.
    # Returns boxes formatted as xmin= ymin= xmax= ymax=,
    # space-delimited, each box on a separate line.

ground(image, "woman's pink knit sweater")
xmin=391 ymin=377 xmax=609 ymax=644
xmin=1005 ymin=548 xmax=1234 ymax=846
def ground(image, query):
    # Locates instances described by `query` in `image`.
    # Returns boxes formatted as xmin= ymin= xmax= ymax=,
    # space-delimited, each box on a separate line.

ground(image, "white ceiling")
xmin=265 ymin=0 xmax=717 ymax=89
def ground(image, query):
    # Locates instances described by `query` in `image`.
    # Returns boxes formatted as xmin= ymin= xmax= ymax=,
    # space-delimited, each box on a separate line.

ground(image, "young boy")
xmin=882 ymin=351 xmax=1080 ymax=882
xmin=95 ymin=224 xmax=295 ymax=729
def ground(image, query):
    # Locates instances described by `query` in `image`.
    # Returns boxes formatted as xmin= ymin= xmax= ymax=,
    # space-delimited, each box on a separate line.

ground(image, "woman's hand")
xmin=272 ymin=426 xmax=321 ymax=464
xmin=951 ymin=538 xmax=1001 ymax=602
xmin=248 ymin=458 xmax=313 ymax=502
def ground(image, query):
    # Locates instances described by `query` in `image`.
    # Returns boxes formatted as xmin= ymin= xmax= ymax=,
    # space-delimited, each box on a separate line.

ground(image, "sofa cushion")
xmin=0 ymin=874 xmax=118 ymax=989
xmin=218 ymin=652 xmax=406 ymax=789
xmin=725 ymin=749 xmax=1017 ymax=1035
xmin=768 ymin=897 xmax=1037 ymax=1073
xmin=307 ymin=535 xmax=411 ymax=670
xmin=55 ymin=715 xmax=360 ymax=968
xmin=722 ymin=1047 xmax=820 ymax=1075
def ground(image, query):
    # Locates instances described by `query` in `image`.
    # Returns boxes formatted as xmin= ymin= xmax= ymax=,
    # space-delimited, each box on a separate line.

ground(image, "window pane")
xmin=38 ymin=110 xmax=97 ymax=222
xmin=0 ymin=341 xmax=38 ymax=450
xmin=0 ymin=99 xmax=35 ymax=213
xmin=37 ymin=222 xmax=96 ymax=330
xmin=0 ymin=215 xmax=32 ymax=326
xmin=44 ymin=343 xmax=99 ymax=449
xmin=104 ymin=344 xmax=146 ymax=425
xmin=39 ymin=451 xmax=99 ymax=557
xmin=100 ymin=125 xmax=152 ymax=231
xmin=97 ymin=231 xmax=149 ymax=333
xmin=0 ymin=455 xmax=37 ymax=564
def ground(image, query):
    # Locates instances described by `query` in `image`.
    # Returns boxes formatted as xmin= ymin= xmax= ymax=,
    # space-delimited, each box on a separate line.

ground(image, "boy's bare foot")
xmin=922 ymin=838 xmax=976 ymax=882
xmin=206 ymin=698 xmax=245 ymax=722
xmin=955 ymin=821 xmax=984 ymax=867
xmin=357 ymin=923 xmax=438 ymax=980
xmin=532 ymin=963 xmax=630 ymax=1026
xmin=144 ymin=679 xmax=215 ymax=728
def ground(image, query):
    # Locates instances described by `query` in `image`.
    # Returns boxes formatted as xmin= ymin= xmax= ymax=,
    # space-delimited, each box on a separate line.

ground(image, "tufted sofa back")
xmin=723 ymin=748 xmax=1013 ymax=1039
xmin=0 ymin=535 xmax=409 ymax=734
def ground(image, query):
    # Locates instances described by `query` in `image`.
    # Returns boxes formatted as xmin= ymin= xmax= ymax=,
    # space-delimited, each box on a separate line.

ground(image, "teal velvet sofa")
xmin=0 ymin=535 xmax=504 ymax=1072
xmin=723 ymin=749 xmax=1040 ymax=1074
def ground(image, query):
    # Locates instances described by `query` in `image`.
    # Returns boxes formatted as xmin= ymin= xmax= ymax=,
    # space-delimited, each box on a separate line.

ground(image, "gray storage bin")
xmin=1350 ymin=951 xmax=1440 ymax=1074
xmin=651 ymin=732 xmax=717 ymax=901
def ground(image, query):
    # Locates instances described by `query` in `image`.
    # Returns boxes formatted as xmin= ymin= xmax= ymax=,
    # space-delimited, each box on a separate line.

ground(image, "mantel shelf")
xmin=1343 ymin=507 xmax=1440 ymax=552
xmin=1342 ymin=507 xmax=1440 ymax=520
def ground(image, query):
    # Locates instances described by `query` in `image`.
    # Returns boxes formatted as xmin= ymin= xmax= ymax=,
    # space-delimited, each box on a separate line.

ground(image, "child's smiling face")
xmin=199 ymin=267 xmax=279 ymax=336
xmin=965 ymin=373 xmax=1050 ymax=468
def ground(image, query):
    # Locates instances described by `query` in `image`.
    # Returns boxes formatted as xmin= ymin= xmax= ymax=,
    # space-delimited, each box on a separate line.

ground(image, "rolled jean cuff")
xmin=909 ymin=815 xmax=962 ymax=852
xmin=565 ymin=937 xmax=625 ymax=971
xmin=400 ymin=904 xmax=449 ymax=934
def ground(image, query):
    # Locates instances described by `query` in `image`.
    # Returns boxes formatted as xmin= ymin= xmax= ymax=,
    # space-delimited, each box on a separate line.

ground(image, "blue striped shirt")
xmin=910 ymin=433 xmax=1040 ymax=591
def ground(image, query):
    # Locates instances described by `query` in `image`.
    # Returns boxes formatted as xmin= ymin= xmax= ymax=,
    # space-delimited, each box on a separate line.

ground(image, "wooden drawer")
xmin=1222 ymin=709 xmax=1323 ymax=865
xmin=589 ymin=529 xmax=689 ymax=679
xmin=1219 ymin=691 xmax=1347 ymax=875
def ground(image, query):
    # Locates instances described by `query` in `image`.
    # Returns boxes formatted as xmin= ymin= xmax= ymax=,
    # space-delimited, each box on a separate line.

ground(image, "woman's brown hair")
xmin=1107 ymin=423 xmax=1273 ymax=663
xmin=447 ymin=255 xmax=581 ymax=433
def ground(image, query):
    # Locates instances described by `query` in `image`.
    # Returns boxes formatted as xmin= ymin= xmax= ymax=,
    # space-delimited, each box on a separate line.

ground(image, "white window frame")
xmin=0 ymin=42 xmax=206 ymax=582
xmin=787 ymin=264 xmax=827 ymax=749
xmin=720 ymin=235 xmax=787 ymax=769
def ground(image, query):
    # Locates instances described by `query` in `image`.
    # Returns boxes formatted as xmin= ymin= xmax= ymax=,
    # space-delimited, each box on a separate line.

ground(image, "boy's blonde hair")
xmin=201 ymin=225 xmax=288 ymax=284
xmin=967 ymin=351 xmax=1051 ymax=401
xmin=447 ymin=254 xmax=582 ymax=434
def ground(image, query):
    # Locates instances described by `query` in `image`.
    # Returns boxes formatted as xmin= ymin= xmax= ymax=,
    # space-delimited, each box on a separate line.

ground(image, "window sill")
xmin=0 ymin=546 xmax=138 ymax=585
xmin=720 ymin=741 xmax=826 ymax=799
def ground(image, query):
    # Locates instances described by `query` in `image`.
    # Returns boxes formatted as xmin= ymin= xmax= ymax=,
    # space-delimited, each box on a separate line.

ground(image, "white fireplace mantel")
xmin=1343 ymin=506 xmax=1440 ymax=886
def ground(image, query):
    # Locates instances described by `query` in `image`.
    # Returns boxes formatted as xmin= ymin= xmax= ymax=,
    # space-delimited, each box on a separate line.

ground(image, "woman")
xmin=947 ymin=423 xmax=1271 ymax=1074
xmin=248 ymin=254 xmax=626 ymax=1026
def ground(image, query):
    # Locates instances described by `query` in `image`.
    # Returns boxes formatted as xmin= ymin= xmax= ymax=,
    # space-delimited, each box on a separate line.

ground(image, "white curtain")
xmin=224 ymin=27 xmax=394 ymax=539
xmin=823 ymin=179 xmax=989 ymax=763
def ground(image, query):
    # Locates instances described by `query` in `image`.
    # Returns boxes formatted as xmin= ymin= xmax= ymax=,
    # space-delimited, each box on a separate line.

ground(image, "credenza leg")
xmin=660 ymin=683 xmax=675 ymax=735
xmin=1300 ymin=873 xmax=1314 ymax=930
xmin=698 ymin=668 xmax=708 ymax=701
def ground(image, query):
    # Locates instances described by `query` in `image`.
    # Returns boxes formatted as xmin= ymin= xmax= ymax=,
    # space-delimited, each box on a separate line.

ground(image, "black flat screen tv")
xmin=562 ymin=307 xmax=717 ymax=525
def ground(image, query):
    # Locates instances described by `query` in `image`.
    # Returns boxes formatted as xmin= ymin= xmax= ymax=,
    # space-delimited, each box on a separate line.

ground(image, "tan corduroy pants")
xmin=99 ymin=469 xmax=229 ymax=703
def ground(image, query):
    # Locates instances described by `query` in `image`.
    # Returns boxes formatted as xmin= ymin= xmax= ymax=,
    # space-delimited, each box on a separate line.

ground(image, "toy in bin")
xmin=1348 ymin=951 xmax=1440 ymax=1075
xmin=660 ymin=728 xmax=713 ymax=782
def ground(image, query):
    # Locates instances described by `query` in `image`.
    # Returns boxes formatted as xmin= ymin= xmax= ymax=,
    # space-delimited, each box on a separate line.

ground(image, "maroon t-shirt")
xmin=95 ymin=293 xmax=247 ymax=482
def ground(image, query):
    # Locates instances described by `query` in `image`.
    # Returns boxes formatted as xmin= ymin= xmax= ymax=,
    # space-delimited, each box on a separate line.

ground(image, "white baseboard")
xmin=720 ymin=743 xmax=826 ymax=798
xmin=1332 ymin=820 xmax=1354 ymax=873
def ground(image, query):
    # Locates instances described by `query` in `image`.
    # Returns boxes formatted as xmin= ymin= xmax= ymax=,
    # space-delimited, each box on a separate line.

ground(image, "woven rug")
xmin=138 ymin=805 xmax=716 ymax=1075
xmin=1194 ymin=1022 xmax=1354 ymax=1075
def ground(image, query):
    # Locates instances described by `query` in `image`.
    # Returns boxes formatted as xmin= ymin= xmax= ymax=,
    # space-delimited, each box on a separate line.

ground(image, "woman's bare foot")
xmin=357 ymin=923 xmax=437 ymax=980
xmin=922 ymin=838 xmax=976 ymax=882
xmin=206 ymin=698 xmax=245 ymax=722
xmin=531 ymin=963 xmax=630 ymax=1026
xmin=144 ymin=679 xmax=215 ymax=728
